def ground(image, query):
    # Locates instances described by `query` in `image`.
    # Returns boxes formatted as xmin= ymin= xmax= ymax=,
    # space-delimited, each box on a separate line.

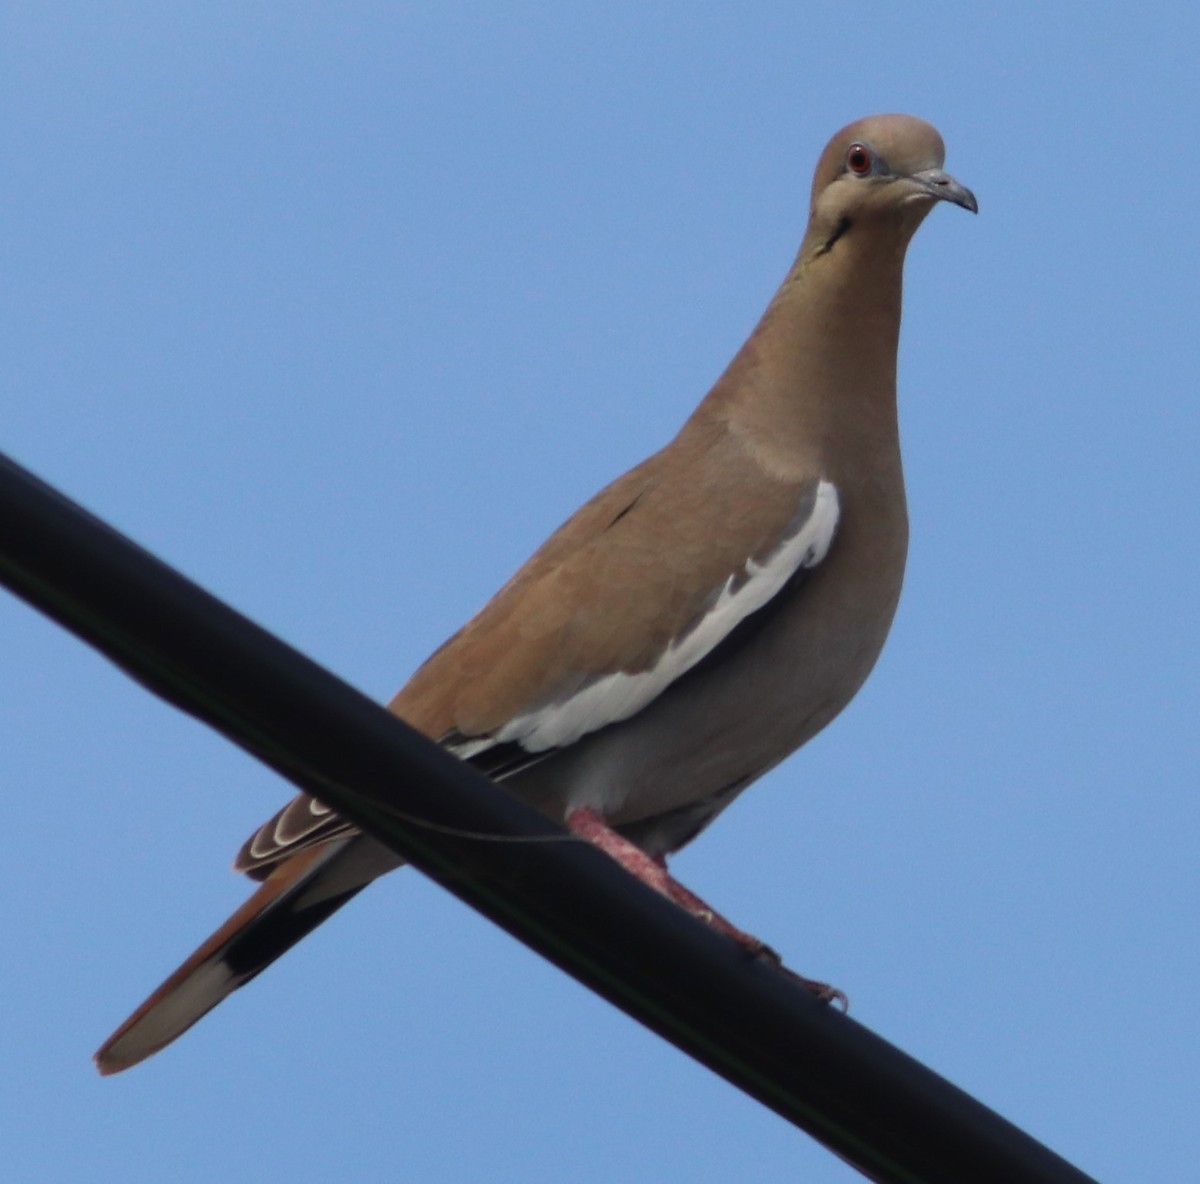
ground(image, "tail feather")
xmin=94 ymin=838 xmax=386 ymax=1075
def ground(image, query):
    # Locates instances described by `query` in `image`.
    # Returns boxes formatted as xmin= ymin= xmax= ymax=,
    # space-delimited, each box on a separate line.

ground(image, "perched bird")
xmin=96 ymin=113 xmax=976 ymax=1074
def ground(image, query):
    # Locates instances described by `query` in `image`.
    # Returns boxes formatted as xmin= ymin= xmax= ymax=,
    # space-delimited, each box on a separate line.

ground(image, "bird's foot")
xmin=564 ymin=807 xmax=846 ymax=1009
xmin=780 ymin=969 xmax=849 ymax=1010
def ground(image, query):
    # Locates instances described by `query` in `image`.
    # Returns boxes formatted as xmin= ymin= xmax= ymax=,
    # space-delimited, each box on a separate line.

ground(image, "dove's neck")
xmin=685 ymin=224 xmax=916 ymax=483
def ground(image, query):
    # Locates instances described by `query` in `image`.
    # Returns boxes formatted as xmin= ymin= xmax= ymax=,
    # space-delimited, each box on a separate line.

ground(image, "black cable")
xmin=0 ymin=451 xmax=1100 ymax=1184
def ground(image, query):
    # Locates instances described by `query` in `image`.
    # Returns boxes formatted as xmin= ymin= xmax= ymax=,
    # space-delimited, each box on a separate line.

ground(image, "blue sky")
xmin=2 ymin=5 xmax=1197 ymax=1181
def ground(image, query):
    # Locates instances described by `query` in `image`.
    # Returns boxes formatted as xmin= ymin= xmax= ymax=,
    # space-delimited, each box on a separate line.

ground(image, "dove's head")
xmin=807 ymin=114 xmax=976 ymax=247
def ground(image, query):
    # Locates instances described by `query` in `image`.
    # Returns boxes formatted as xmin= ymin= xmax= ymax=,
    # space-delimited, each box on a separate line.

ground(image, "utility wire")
xmin=0 ymin=451 xmax=1100 ymax=1184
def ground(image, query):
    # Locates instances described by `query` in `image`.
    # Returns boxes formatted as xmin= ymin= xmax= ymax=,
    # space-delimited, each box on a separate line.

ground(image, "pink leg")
xmin=565 ymin=807 xmax=846 ymax=1007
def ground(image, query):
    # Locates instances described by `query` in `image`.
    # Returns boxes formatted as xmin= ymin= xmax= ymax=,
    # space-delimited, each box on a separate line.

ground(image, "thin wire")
xmin=376 ymin=805 xmax=586 ymax=844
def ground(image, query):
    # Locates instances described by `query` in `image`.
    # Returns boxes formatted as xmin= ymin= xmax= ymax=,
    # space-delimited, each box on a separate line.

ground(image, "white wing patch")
xmin=474 ymin=479 xmax=840 ymax=755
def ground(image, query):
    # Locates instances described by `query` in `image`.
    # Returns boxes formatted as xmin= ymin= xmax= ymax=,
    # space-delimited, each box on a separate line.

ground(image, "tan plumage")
xmin=96 ymin=113 xmax=975 ymax=1074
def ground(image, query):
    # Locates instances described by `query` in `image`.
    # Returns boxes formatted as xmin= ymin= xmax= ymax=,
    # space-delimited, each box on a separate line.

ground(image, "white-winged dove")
xmin=95 ymin=113 xmax=975 ymax=1074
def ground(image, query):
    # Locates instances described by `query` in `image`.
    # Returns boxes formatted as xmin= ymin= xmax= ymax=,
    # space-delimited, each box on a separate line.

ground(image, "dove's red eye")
xmin=846 ymin=144 xmax=873 ymax=175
